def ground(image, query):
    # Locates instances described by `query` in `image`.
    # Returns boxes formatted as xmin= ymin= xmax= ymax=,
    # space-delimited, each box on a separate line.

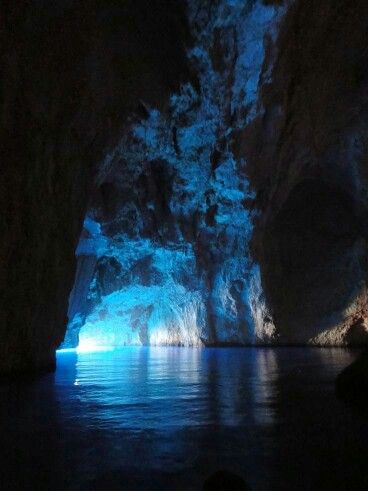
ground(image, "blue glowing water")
xmin=1 ymin=348 xmax=368 ymax=490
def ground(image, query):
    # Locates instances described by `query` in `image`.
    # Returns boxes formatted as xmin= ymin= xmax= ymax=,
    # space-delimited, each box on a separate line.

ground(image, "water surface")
xmin=1 ymin=347 xmax=367 ymax=490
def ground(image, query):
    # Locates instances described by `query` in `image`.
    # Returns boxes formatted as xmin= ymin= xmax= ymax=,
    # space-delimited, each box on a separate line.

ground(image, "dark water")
xmin=1 ymin=347 xmax=368 ymax=490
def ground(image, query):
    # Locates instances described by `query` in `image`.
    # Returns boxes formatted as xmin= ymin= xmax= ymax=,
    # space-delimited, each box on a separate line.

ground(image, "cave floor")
xmin=0 ymin=347 xmax=367 ymax=490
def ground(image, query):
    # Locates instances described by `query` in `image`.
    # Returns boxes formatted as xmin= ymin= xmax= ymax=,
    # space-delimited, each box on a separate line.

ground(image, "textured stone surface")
xmin=0 ymin=0 xmax=191 ymax=374
xmin=63 ymin=0 xmax=284 ymax=350
xmin=3 ymin=0 xmax=368 ymax=374
xmin=63 ymin=0 xmax=368 ymax=350
xmin=244 ymin=0 xmax=368 ymax=344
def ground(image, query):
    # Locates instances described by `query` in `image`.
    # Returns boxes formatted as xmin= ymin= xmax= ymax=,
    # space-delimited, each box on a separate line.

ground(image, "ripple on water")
xmin=1 ymin=347 xmax=367 ymax=490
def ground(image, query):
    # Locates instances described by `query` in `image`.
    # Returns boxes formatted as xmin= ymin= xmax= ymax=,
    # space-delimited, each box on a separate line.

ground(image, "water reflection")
xmin=1 ymin=347 xmax=366 ymax=490
xmin=252 ymin=349 xmax=279 ymax=426
xmin=61 ymin=348 xmax=280 ymax=430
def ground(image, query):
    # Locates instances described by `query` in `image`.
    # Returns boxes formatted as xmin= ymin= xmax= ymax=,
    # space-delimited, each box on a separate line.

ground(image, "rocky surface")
xmin=63 ymin=0 xmax=284 ymax=350
xmin=62 ymin=0 xmax=368 ymax=351
xmin=3 ymin=1 xmax=368 ymax=373
xmin=0 ymin=0 xmax=191 ymax=374
xmin=243 ymin=0 xmax=368 ymax=344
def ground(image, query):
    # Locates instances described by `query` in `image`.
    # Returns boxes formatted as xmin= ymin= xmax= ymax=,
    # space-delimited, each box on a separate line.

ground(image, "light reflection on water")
xmin=58 ymin=347 xmax=279 ymax=430
xmin=1 ymin=347 xmax=367 ymax=490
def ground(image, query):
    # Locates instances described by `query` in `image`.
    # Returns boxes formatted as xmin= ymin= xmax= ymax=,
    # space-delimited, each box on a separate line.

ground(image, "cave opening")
xmin=3 ymin=0 xmax=368 ymax=489
xmin=58 ymin=0 xmax=283 ymax=352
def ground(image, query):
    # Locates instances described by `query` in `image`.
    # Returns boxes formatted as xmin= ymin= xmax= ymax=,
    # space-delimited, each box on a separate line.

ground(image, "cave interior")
xmin=1 ymin=0 xmax=368 ymax=489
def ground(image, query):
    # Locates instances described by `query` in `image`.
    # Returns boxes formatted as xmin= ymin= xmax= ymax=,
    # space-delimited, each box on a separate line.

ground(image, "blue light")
xmin=61 ymin=0 xmax=283 ymax=351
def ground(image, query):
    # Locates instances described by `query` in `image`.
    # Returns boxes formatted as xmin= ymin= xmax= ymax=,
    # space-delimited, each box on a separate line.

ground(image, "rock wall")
xmin=3 ymin=0 xmax=368 ymax=374
xmin=243 ymin=0 xmax=368 ymax=344
xmin=63 ymin=1 xmax=285 ymax=349
xmin=64 ymin=0 xmax=368 ymax=350
xmin=0 ymin=0 xmax=191 ymax=374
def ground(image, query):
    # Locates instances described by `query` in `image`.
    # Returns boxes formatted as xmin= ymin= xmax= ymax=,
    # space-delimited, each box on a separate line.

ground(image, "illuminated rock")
xmin=0 ymin=0 xmax=191 ymax=374
xmin=63 ymin=1 xmax=285 ymax=348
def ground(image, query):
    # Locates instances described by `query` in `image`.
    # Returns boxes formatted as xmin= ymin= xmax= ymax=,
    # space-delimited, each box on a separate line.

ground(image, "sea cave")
xmin=1 ymin=1 xmax=368 ymax=489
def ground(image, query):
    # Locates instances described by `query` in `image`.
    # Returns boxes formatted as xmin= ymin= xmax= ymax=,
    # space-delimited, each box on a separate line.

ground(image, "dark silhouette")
xmin=203 ymin=470 xmax=251 ymax=491
xmin=336 ymin=350 xmax=368 ymax=414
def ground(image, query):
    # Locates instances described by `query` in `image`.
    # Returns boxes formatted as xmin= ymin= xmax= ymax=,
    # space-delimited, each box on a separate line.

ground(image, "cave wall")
xmin=0 ymin=0 xmax=191 ymax=374
xmin=3 ymin=0 xmax=368 ymax=372
xmin=63 ymin=0 xmax=285 ymax=349
xmin=64 ymin=0 xmax=368 ymax=350
xmin=241 ymin=0 xmax=368 ymax=344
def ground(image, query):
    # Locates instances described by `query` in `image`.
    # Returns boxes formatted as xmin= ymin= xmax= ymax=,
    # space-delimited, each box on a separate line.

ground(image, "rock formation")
xmin=0 ymin=0 xmax=191 ymax=374
xmin=244 ymin=0 xmax=368 ymax=344
xmin=63 ymin=0 xmax=368 ymax=350
xmin=2 ymin=0 xmax=368 ymax=374
xmin=62 ymin=0 xmax=283 ymax=350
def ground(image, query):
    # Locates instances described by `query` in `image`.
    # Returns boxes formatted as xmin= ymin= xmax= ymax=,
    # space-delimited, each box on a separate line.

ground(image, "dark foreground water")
xmin=1 ymin=347 xmax=368 ymax=490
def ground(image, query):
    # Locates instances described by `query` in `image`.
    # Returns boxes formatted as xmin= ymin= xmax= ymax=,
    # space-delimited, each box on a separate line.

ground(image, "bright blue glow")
xmin=56 ymin=347 xmax=280 ymax=429
xmin=57 ymin=345 xmax=116 ymax=354
xmin=57 ymin=347 xmax=77 ymax=353
xmin=63 ymin=1 xmax=284 ymax=350
xmin=72 ymin=238 xmax=206 ymax=348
